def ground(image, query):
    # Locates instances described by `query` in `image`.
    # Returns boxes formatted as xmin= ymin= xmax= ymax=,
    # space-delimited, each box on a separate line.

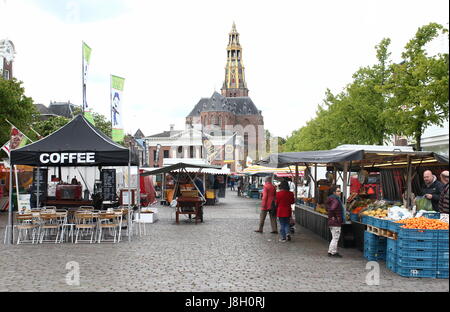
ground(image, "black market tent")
xmin=10 ymin=114 xmax=139 ymax=166
xmin=5 ymin=114 xmax=139 ymax=245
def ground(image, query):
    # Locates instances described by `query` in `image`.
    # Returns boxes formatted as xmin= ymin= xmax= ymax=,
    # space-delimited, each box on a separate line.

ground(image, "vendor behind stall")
xmin=422 ymin=170 xmax=444 ymax=212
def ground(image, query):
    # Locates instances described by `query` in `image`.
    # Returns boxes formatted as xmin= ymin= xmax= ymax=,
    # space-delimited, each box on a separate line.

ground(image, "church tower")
xmin=221 ymin=23 xmax=249 ymax=97
xmin=0 ymin=40 xmax=15 ymax=80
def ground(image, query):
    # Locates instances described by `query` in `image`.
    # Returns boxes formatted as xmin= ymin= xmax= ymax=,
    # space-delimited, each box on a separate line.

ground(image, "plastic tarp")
xmin=140 ymin=163 xmax=221 ymax=176
xmin=258 ymin=150 xmax=364 ymax=168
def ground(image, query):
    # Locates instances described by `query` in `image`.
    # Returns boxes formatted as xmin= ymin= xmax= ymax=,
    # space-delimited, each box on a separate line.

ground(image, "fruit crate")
xmin=396 ymin=266 xmax=437 ymax=278
xmin=437 ymin=258 xmax=449 ymax=269
xmin=438 ymin=250 xmax=449 ymax=260
xmin=396 ymin=247 xmax=438 ymax=259
xmin=386 ymin=220 xmax=405 ymax=232
xmin=364 ymin=249 xmax=386 ymax=261
xmin=422 ymin=212 xmax=441 ymax=219
xmin=350 ymin=213 xmax=359 ymax=222
xmin=364 ymin=216 xmax=374 ymax=226
xmin=396 ymin=256 xmax=437 ymax=268
xmin=361 ymin=215 xmax=369 ymax=225
xmin=386 ymin=249 xmax=397 ymax=273
xmin=398 ymin=228 xmax=443 ymax=240
xmin=387 ymin=238 xmax=397 ymax=253
xmin=436 ymin=269 xmax=449 ymax=279
xmin=397 ymin=238 xmax=439 ymax=250
xmin=364 ymin=231 xmax=387 ymax=246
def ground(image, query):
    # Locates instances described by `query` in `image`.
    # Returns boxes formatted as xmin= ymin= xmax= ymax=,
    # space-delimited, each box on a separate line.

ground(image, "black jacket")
xmin=422 ymin=179 xmax=444 ymax=212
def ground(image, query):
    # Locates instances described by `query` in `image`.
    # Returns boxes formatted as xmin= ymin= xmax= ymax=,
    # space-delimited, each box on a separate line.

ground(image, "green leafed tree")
xmin=32 ymin=106 xmax=112 ymax=140
xmin=382 ymin=23 xmax=449 ymax=151
xmin=282 ymin=37 xmax=394 ymax=152
xmin=0 ymin=78 xmax=37 ymax=152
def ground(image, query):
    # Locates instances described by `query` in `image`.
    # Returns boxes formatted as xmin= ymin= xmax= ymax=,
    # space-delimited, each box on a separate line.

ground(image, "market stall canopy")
xmin=257 ymin=150 xmax=364 ymax=168
xmin=258 ymin=148 xmax=448 ymax=169
xmin=140 ymin=163 xmax=222 ymax=176
xmin=10 ymin=114 xmax=139 ymax=167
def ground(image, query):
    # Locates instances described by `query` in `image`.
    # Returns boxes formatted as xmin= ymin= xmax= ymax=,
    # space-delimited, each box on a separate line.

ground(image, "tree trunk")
xmin=415 ymin=130 xmax=422 ymax=151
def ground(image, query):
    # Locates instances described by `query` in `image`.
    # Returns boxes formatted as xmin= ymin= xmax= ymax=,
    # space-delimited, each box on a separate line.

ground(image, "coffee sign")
xmin=39 ymin=152 xmax=96 ymax=165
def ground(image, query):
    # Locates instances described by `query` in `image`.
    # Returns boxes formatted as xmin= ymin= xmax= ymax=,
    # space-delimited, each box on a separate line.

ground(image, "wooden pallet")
xmin=367 ymin=225 xmax=398 ymax=240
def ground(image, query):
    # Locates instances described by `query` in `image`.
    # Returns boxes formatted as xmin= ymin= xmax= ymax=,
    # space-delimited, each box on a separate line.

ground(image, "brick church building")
xmin=185 ymin=23 xmax=265 ymax=168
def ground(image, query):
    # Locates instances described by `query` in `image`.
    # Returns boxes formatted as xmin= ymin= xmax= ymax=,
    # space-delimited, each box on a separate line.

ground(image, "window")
xmin=163 ymin=150 xmax=169 ymax=159
xmin=153 ymin=150 xmax=157 ymax=161
xmin=178 ymin=146 xmax=183 ymax=158
xmin=3 ymin=69 xmax=10 ymax=80
xmin=189 ymin=146 xmax=194 ymax=158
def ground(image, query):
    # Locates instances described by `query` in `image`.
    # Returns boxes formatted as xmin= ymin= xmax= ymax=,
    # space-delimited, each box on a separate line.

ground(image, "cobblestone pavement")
xmin=0 ymin=192 xmax=448 ymax=292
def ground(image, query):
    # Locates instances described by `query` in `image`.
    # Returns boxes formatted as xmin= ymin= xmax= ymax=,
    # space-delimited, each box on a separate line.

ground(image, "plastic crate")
xmin=438 ymin=250 xmax=449 ymax=260
xmin=422 ymin=212 xmax=441 ymax=219
xmin=377 ymin=218 xmax=389 ymax=229
xmin=364 ymin=253 xmax=386 ymax=261
xmin=436 ymin=269 xmax=449 ymax=279
xmin=350 ymin=213 xmax=359 ymax=222
xmin=437 ymin=258 xmax=449 ymax=269
xmin=396 ymin=266 xmax=437 ymax=278
xmin=364 ymin=216 xmax=374 ymax=226
xmin=387 ymin=238 xmax=397 ymax=253
xmin=397 ymin=238 xmax=438 ymax=250
xmin=364 ymin=230 xmax=386 ymax=241
xmin=398 ymin=228 xmax=443 ymax=240
xmin=396 ymin=256 xmax=437 ymax=268
xmin=397 ymin=248 xmax=438 ymax=259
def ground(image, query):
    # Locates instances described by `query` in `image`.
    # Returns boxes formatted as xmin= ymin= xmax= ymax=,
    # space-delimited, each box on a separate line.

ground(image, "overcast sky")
xmin=1 ymin=0 xmax=448 ymax=139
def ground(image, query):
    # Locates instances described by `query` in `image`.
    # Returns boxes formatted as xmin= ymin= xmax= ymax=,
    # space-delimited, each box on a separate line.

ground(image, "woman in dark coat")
xmin=326 ymin=185 xmax=344 ymax=257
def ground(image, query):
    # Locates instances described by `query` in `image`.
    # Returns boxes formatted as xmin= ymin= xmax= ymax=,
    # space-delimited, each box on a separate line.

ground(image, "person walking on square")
xmin=275 ymin=181 xmax=295 ymax=242
xmin=254 ymin=176 xmax=278 ymax=234
xmin=327 ymin=185 xmax=344 ymax=257
xmin=438 ymin=170 xmax=449 ymax=215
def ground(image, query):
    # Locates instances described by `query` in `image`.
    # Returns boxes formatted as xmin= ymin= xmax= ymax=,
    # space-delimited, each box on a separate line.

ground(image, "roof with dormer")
xmin=187 ymin=92 xmax=261 ymax=117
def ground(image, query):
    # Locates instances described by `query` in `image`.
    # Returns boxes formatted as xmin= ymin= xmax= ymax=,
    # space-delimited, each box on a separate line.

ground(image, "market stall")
xmin=6 ymin=114 xmax=140 ymax=244
xmin=258 ymin=147 xmax=449 ymax=249
xmin=141 ymin=162 xmax=221 ymax=224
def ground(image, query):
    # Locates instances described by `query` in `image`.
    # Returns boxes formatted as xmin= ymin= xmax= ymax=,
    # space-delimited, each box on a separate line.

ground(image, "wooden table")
xmin=176 ymin=197 xmax=203 ymax=224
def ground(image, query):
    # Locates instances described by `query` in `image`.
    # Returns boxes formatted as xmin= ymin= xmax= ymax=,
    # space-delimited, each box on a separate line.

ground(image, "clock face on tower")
xmin=0 ymin=40 xmax=15 ymax=64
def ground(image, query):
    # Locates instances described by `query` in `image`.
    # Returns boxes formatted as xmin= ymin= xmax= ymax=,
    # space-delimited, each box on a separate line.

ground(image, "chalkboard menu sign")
xmin=32 ymin=168 xmax=48 ymax=203
xmin=101 ymin=169 xmax=116 ymax=201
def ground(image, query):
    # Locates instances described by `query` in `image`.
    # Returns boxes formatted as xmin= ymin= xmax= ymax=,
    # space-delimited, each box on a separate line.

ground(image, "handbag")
xmin=269 ymin=200 xmax=277 ymax=217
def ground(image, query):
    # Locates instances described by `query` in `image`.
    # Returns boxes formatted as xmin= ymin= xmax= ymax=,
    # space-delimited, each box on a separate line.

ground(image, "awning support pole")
xmin=314 ymin=164 xmax=318 ymax=202
xmin=406 ymin=155 xmax=412 ymax=210
xmin=6 ymin=164 xmax=13 ymax=244
xmin=343 ymin=161 xmax=349 ymax=221
xmin=295 ymin=164 xmax=299 ymax=202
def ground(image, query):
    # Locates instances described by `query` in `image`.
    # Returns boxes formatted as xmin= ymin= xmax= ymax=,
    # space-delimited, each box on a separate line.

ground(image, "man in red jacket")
xmin=276 ymin=181 xmax=295 ymax=242
xmin=254 ymin=176 xmax=278 ymax=234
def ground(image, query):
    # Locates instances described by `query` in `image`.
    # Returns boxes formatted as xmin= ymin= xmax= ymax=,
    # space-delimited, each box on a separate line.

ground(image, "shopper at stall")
xmin=326 ymin=185 xmax=344 ymax=257
xmin=438 ymin=170 xmax=449 ymax=214
xmin=254 ymin=176 xmax=278 ymax=234
xmin=275 ymin=180 xmax=295 ymax=242
xmin=422 ymin=170 xmax=444 ymax=212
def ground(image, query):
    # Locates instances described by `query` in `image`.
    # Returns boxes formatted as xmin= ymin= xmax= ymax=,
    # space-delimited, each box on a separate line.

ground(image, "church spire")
xmin=221 ymin=22 xmax=249 ymax=97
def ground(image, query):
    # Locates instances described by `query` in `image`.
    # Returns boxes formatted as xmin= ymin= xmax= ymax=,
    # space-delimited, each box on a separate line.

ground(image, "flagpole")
xmin=4 ymin=119 xmax=33 ymax=142
xmin=29 ymin=126 xmax=42 ymax=139
xmin=82 ymin=41 xmax=85 ymax=115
